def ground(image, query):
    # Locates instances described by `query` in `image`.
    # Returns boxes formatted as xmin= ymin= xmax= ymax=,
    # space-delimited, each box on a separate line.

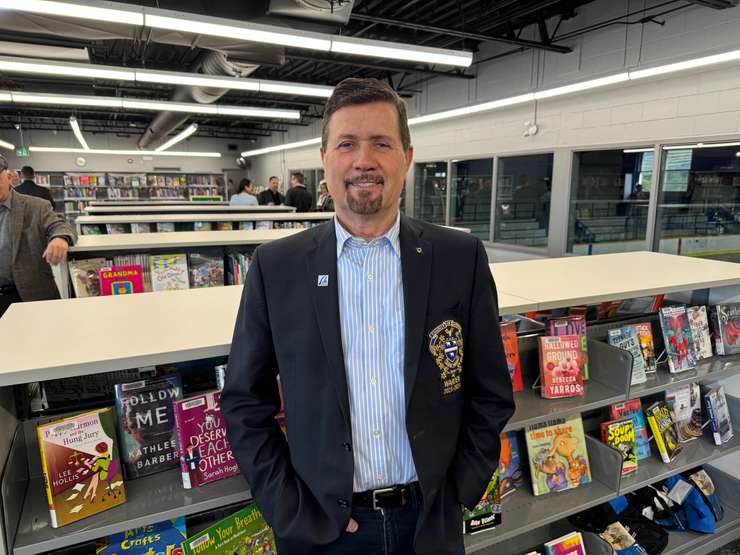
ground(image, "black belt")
xmin=0 ymin=284 xmax=17 ymax=296
xmin=352 ymin=482 xmax=420 ymax=510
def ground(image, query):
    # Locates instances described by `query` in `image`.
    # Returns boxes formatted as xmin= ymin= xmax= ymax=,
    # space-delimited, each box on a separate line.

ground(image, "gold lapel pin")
xmin=416 ymin=247 xmax=423 ymax=254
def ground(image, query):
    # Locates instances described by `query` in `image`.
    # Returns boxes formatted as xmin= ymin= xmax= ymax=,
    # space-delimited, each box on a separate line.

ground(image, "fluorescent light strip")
xmin=155 ymin=123 xmax=198 ymax=152
xmin=629 ymin=49 xmax=740 ymax=80
xmin=330 ymin=38 xmax=473 ymax=67
xmin=0 ymin=91 xmax=11 ymax=102
xmin=135 ymin=69 xmax=259 ymax=92
xmin=623 ymin=148 xmax=653 ymax=153
xmin=0 ymin=0 xmax=144 ymax=25
xmin=29 ymin=146 xmax=221 ymax=157
xmin=0 ymin=57 xmax=134 ymax=80
xmin=408 ymin=93 xmax=535 ymax=126
xmin=259 ymin=80 xmax=333 ymax=98
xmin=242 ymin=137 xmax=322 ymax=157
xmin=533 ymin=73 xmax=629 ymax=99
xmin=11 ymin=92 xmax=122 ymax=108
xmin=0 ymin=139 xmax=14 ymax=150
xmin=664 ymin=141 xmax=740 ymax=150
xmin=69 ymin=117 xmax=89 ymax=150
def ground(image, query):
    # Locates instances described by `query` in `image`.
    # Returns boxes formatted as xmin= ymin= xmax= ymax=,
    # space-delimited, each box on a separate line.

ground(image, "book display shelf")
xmin=1 ymin=252 xmax=740 ymax=555
xmin=84 ymin=204 xmax=297 ymax=215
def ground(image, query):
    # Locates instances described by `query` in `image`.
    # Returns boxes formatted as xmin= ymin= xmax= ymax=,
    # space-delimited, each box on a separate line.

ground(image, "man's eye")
xmin=376 ymin=143 xmax=390 ymax=149
xmin=338 ymin=142 xmax=354 ymax=149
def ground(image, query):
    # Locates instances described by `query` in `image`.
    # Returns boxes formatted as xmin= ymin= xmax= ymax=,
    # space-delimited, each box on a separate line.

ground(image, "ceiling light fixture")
xmin=0 ymin=139 xmax=14 ymax=150
xmin=663 ymin=141 xmax=740 ymax=150
xmin=330 ymin=36 xmax=473 ymax=67
xmin=0 ymin=56 xmax=133 ymax=80
xmin=69 ymin=116 xmax=89 ymax=150
xmin=241 ymin=137 xmax=322 ymax=157
xmin=622 ymin=148 xmax=653 ymax=153
xmin=155 ymin=123 xmax=198 ymax=152
xmin=29 ymin=146 xmax=221 ymax=157
xmin=533 ymin=73 xmax=629 ymax=99
xmin=135 ymin=69 xmax=259 ymax=92
xmin=628 ymin=48 xmax=740 ymax=80
xmin=0 ymin=0 xmax=144 ymax=25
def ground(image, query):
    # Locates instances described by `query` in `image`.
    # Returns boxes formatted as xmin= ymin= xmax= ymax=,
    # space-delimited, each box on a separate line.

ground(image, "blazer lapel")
xmin=10 ymin=192 xmax=25 ymax=263
xmin=400 ymin=215 xmax=432 ymax=408
xmin=306 ymin=223 xmax=351 ymax=428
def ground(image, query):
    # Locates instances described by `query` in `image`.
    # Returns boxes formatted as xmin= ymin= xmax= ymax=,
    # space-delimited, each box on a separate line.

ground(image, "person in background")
xmin=14 ymin=166 xmax=55 ymax=209
xmin=316 ymin=179 xmax=334 ymax=212
xmin=230 ymin=178 xmax=259 ymax=206
xmin=258 ymin=176 xmax=284 ymax=206
xmin=0 ymin=154 xmax=77 ymax=318
xmin=284 ymin=172 xmax=313 ymax=213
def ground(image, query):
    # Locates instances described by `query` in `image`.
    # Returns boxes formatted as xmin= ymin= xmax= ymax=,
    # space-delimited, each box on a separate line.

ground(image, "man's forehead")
xmin=328 ymin=102 xmax=399 ymax=132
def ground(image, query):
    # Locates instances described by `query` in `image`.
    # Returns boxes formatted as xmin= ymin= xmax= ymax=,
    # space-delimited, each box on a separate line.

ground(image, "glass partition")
xmin=288 ymin=168 xmax=324 ymax=204
xmin=494 ymin=153 xmax=553 ymax=247
xmin=567 ymin=149 xmax=652 ymax=254
xmin=656 ymin=145 xmax=740 ymax=263
xmin=413 ymin=161 xmax=447 ymax=225
xmin=450 ymin=158 xmax=493 ymax=239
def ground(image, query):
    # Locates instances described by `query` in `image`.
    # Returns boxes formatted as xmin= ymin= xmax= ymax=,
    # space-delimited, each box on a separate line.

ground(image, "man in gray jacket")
xmin=0 ymin=154 xmax=77 ymax=317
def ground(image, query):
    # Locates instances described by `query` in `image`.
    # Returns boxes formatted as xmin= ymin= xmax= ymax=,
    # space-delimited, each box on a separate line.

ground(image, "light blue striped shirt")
xmin=335 ymin=214 xmax=418 ymax=492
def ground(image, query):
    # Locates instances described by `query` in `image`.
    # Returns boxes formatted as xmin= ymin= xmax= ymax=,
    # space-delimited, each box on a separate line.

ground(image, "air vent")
xmin=268 ymin=0 xmax=355 ymax=24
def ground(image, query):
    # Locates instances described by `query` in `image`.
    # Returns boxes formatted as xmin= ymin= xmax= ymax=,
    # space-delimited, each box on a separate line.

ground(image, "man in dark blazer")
xmin=222 ymin=79 xmax=514 ymax=554
xmin=14 ymin=166 xmax=55 ymax=209
xmin=0 ymin=156 xmax=76 ymax=317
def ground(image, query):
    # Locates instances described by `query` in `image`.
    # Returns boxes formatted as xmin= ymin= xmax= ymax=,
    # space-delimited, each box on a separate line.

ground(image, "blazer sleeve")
xmin=451 ymin=239 xmax=515 ymax=509
xmin=41 ymin=202 xmax=76 ymax=245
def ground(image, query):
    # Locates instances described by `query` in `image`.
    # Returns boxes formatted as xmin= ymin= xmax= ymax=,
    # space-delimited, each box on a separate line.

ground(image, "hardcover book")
xmin=607 ymin=326 xmax=647 ymax=385
xmin=130 ymin=223 xmax=152 ymax=234
xmin=645 ymin=401 xmax=682 ymax=463
xmin=182 ymin=504 xmax=276 ymax=555
xmin=633 ymin=322 xmax=657 ymax=374
xmin=525 ymin=415 xmax=591 ymax=496
xmin=544 ymin=531 xmax=586 ymax=555
xmin=687 ymin=305 xmax=713 ymax=360
xmin=174 ymin=391 xmax=239 ymax=489
xmin=106 ymin=223 xmax=128 ymax=234
xmin=704 ymin=385 xmax=734 ymax=446
xmin=96 ymin=517 xmax=186 ymax=555
xmin=68 ymin=258 xmax=109 ymax=298
xmin=547 ymin=315 xmax=589 ymax=380
xmin=150 ymin=254 xmax=190 ymax=292
xmin=659 ymin=306 xmax=697 ymax=373
xmin=188 ymin=253 xmax=225 ymax=288
xmin=500 ymin=321 xmax=523 ymax=392
xmin=665 ymin=383 xmax=703 ymax=443
xmin=114 ymin=375 xmax=182 ymax=479
xmin=498 ymin=431 xmax=524 ymax=497
xmin=600 ymin=418 xmax=637 ymax=475
xmin=157 ymin=222 xmax=176 ymax=233
xmin=538 ymin=335 xmax=585 ymax=399
xmin=37 ymin=408 xmax=126 ymax=528
xmin=711 ymin=304 xmax=740 ymax=355
xmin=99 ymin=265 xmax=144 ymax=296
xmin=610 ymin=399 xmax=651 ymax=460
xmin=463 ymin=469 xmax=501 ymax=534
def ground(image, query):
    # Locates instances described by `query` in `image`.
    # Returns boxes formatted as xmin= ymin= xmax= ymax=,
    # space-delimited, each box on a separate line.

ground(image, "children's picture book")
xmin=463 ymin=469 xmax=501 ymax=534
xmin=600 ymin=522 xmax=648 ymax=555
xmin=538 ymin=336 xmax=585 ymax=399
xmin=710 ymin=304 xmax=740 ymax=355
xmin=665 ymin=383 xmax=703 ymax=443
xmin=633 ymin=322 xmax=657 ymax=375
xmin=150 ymin=254 xmax=190 ymax=291
xmin=37 ymin=408 xmax=126 ymax=528
xmin=106 ymin=223 xmax=128 ymax=235
xmin=544 ymin=531 xmax=586 ymax=555
xmin=500 ymin=321 xmax=523 ymax=392
xmin=96 ymin=517 xmax=187 ymax=555
xmin=114 ymin=374 xmax=182 ymax=479
xmin=547 ymin=315 xmax=589 ymax=380
xmin=498 ymin=431 xmax=524 ymax=497
xmin=130 ymin=223 xmax=152 ymax=234
xmin=600 ymin=418 xmax=637 ymax=475
xmin=174 ymin=391 xmax=239 ymax=489
xmin=659 ymin=306 xmax=697 ymax=373
xmin=68 ymin=258 xmax=110 ymax=297
xmin=525 ymin=415 xmax=591 ymax=496
xmin=610 ymin=399 xmax=651 ymax=460
xmin=99 ymin=265 xmax=144 ymax=296
xmin=687 ymin=305 xmax=713 ymax=360
xmin=188 ymin=253 xmax=225 ymax=288
xmin=182 ymin=504 xmax=277 ymax=555
xmin=645 ymin=401 xmax=682 ymax=463
xmin=704 ymin=385 xmax=734 ymax=446
xmin=607 ymin=326 xmax=647 ymax=385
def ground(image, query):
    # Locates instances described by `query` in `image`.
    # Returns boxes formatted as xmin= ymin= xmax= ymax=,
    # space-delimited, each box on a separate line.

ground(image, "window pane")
xmin=657 ymin=146 xmax=740 ymax=263
xmin=450 ymin=158 xmax=493 ymax=240
xmin=495 ymin=153 xmax=553 ymax=247
xmin=567 ymin=150 xmax=651 ymax=254
xmin=413 ymin=161 xmax=447 ymax=225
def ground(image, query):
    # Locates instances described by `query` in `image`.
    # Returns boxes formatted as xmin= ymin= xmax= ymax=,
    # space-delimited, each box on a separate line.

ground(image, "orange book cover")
xmin=500 ymin=322 xmax=523 ymax=392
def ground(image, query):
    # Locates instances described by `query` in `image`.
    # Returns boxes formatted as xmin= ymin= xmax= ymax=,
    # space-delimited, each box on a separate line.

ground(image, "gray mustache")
xmin=344 ymin=174 xmax=385 ymax=186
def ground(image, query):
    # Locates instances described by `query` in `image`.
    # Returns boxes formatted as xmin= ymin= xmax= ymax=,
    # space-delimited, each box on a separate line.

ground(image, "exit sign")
xmin=16 ymin=147 xmax=28 ymax=157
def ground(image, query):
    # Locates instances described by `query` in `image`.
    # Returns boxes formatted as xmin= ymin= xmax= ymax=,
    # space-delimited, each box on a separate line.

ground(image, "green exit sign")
xmin=15 ymin=147 xmax=28 ymax=157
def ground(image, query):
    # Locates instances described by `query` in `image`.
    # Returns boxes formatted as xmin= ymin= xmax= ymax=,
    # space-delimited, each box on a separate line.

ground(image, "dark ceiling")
xmin=0 ymin=0 xmax=730 ymax=144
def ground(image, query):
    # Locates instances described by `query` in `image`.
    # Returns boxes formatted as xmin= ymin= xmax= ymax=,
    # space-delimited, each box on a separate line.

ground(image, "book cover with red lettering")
xmin=538 ymin=335 xmax=584 ymax=399
xmin=99 ymin=265 xmax=144 ymax=296
xmin=546 ymin=315 xmax=589 ymax=380
xmin=174 ymin=391 xmax=239 ymax=489
xmin=114 ymin=375 xmax=182 ymax=480
xmin=37 ymin=408 xmax=126 ymax=528
xmin=500 ymin=322 xmax=523 ymax=392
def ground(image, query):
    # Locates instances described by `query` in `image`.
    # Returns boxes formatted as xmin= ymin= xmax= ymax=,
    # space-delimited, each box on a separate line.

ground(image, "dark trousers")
xmin=0 ymin=289 xmax=21 ymax=318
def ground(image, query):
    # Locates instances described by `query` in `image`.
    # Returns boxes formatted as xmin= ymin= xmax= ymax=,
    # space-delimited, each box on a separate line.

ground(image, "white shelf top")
xmin=70 ymin=229 xmax=302 ymax=252
xmin=85 ymin=205 xmax=296 ymax=214
xmin=76 ymin=212 xmax=334 ymax=224
xmin=490 ymin=251 xmax=740 ymax=311
xmin=89 ymin=201 xmax=228 ymax=206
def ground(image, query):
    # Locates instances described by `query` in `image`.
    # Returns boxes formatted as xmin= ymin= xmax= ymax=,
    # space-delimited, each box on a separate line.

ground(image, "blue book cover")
xmin=97 ymin=517 xmax=186 ymax=555
xmin=499 ymin=431 xmax=524 ymax=497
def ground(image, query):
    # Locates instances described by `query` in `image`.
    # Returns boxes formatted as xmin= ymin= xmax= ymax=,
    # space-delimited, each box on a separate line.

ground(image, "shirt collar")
xmin=335 ymin=212 xmax=401 ymax=258
xmin=0 ymin=189 xmax=12 ymax=211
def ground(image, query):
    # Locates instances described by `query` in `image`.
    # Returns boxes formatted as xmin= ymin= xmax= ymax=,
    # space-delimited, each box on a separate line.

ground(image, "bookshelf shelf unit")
xmin=1 ymin=252 xmax=740 ymax=555
xmin=84 ymin=205 xmax=296 ymax=215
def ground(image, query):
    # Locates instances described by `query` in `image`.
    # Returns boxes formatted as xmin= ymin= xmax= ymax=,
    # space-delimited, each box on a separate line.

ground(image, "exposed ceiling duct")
xmin=268 ymin=0 xmax=356 ymax=24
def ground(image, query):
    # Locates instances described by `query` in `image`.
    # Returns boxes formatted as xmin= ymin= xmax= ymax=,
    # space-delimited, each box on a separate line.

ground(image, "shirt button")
xmin=372 ymin=430 xmax=380 ymax=438
xmin=343 ymin=442 xmax=352 ymax=451
xmin=377 ymin=474 xmax=385 ymax=482
xmin=338 ymin=498 xmax=349 ymax=508
xmin=370 ymin=376 xmax=377 ymax=385
xmin=368 ymin=324 xmax=375 ymax=333
xmin=367 ymin=273 xmax=373 ymax=281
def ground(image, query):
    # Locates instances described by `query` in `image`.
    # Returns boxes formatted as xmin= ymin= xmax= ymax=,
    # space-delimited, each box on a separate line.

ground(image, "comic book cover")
xmin=37 ymin=408 xmax=126 ymax=528
xmin=463 ymin=469 xmax=501 ymax=534
xmin=600 ymin=418 xmax=637 ymax=475
xmin=96 ymin=517 xmax=186 ymax=555
xmin=645 ymin=401 xmax=682 ymax=463
xmin=150 ymin=254 xmax=190 ymax=291
xmin=525 ymin=415 xmax=591 ymax=496
xmin=599 ymin=522 xmax=648 ymax=555
xmin=188 ymin=253 xmax=225 ymax=288
xmin=633 ymin=322 xmax=657 ymax=375
xmin=687 ymin=306 xmax=713 ymax=360
xmin=544 ymin=531 xmax=586 ymax=555
xmin=538 ymin=336 xmax=585 ymax=399
xmin=711 ymin=304 xmax=740 ymax=356
xmin=547 ymin=315 xmax=589 ymax=380
xmin=500 ymin=321 xmax=523 ymax=392
xmin=607 ymin=326 xmax=647 ymax=386
xmin=99 ymin=265 xmax=144 ymax=296
xmin=659 ymin=306 xmax=697 ymax=373
xmin=498 ymin=431 xmax=524 ymax=497
xmin=182 ymin=504 xmax=277 ymax=555
xmin=665 ymin=383 xmax=703 ymax=443
xmin=610 ymin=399 xmax=651 ymax=460
xmin=704 ymin=385 xmax=734 ymax=446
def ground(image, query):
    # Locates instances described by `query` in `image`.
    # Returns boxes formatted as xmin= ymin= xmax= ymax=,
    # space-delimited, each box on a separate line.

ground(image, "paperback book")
xmin=607 ymin=326 xmax=647 ymax=385
xmin=463 ymin=469 xmax=501 ymax=534
xmin=525 ymin=415 xmax=591 ymax=496
xmin=665 ymin=383 xmax=703 ymax=443
xmin=106 ymin=223 xmax=128 ymax=235
xmin=99 ymin=265 xmax=144 ymax=296
xmin=710 ymin=304 xmax=740 ymax=356
xmin=500 ymin=321 xmax=523 ymax=392
xmin=182 ymin=503 xmax=276 ymax=555
xmin=96 ymin=517 xmax=186 ymax=555
xmin=544 ymin=531 xmax=586 ymax=555
xmin=37 ymin=408 xmax=126 ymax=528
xmin=68 ymin=258 xmax=110 ymax=297
xmin=687 ymin=305 xmax=713 ymax=360
xmin=634 ymin=322 xmax=657 ymax=375
xmin=704 ymin=385 xmax=734 ymax=446
xmin=150 ymin=254 xmax=190 ymax=291
xmin=600 ymin=418 xmax=637 ymax=475
xmin=188 ymin=253 xmax=225 ymax=288
xmin=659 ymin=306 xmax=697 ymax=373
xmin=645 ymin=401 xmax=682 ymax=463
xmin=538 ymin=335 xmax=584 ymax=399
xmin=498 ymin=431 xmax=524 ymax=497
xmin=610 ymin=399 xmax=651 ymax=460
xmin=547 ymin=315 xmax=589 ymax=380
xmin=174 ymin=391 xmax=239 ymax=489
xmin=114 ymin=374 xmax=182 ymax=479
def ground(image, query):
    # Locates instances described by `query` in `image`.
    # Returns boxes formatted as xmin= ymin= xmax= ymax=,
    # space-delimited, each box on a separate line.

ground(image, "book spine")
xmin=647 ymin=412 xmax=670 ymax=463
xmin=705 ymin=393 xmax=721 ymax=446
xmin=37 ymin=426 xmax=59 ymax=528
xmin=173 ymin=404 xmax=193 ymax=489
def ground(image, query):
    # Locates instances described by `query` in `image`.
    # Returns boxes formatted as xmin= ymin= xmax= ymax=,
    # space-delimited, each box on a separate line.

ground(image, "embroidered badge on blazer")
xmin=428 ymin=320 xmax=464 ymax=395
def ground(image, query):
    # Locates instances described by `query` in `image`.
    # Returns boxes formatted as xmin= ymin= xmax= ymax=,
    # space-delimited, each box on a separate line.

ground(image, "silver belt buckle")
xmin=372 ymin=487 xmax=395 ymax=511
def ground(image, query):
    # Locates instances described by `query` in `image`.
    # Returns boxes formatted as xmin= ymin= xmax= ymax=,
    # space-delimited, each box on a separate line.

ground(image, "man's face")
xmin=0 ymin=169 xmax=12 ymax=202
xmin=321 ymin=101 xmax=412 ymax=219
xmin=269 ymin=178 xmax=279 ymax=191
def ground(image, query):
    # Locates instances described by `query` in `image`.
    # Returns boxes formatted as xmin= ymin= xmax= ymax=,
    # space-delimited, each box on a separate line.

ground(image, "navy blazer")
xmin=222 ymin=215 xmax=514 ymax=554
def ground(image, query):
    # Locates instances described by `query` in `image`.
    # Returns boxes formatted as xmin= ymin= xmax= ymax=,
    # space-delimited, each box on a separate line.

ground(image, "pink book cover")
xmin=99 ymin=265 xmax=144 ymax=296
xmin=546 ymin=531 xmax=586 ymax=555
xmin=174 ymin=391 xmax=239 ymax=489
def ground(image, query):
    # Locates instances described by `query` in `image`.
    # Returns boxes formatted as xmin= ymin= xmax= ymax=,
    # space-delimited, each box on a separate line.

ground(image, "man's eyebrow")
xmin=335 ymin=133 xmax=395 ymax=141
